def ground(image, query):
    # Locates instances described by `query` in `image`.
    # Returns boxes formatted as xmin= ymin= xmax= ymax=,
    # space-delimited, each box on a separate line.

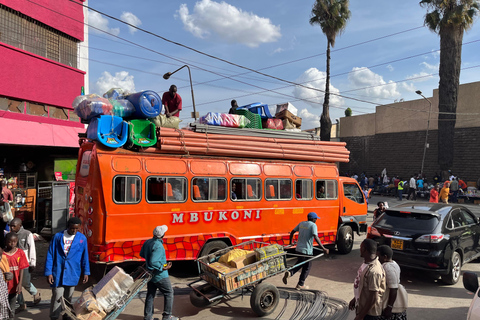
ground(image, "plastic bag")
xmin=103 ymin=88 xmax=129 ymax=100
xmin=199 ymin=112 xmax=222 ymax=126
xmin=73 ymin=94 xmax=113 ymax=121
xmin=1 ymin=202 xmax=13 ymax=223
xmin=200 ymin=112 xmax=250 ymax=128
xmin=150 ymin=114 xmax=181 ymax=129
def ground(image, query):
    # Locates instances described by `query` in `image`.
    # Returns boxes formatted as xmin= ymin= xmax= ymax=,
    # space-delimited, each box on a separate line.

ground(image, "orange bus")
xmin=75 ymin=138 xmax=367 ymax=265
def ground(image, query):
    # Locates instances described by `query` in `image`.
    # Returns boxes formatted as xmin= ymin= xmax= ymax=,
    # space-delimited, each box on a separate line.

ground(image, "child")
xmin=3 ymin=233 xmax=28 ymax=319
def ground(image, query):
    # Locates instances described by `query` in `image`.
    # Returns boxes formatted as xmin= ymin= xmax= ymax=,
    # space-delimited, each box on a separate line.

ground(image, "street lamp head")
xmin=415 ymin=90 xmax=422 ymax=95
xmin=163 ymin=72 xmax=172 ymax=80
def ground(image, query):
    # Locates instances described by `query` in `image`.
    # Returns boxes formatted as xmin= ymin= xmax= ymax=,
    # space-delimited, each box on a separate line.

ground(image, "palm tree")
xmin=309 ymin=0 xmax=351 ymax=141
xmin=420 ymin=0 xmax=479 ymax=177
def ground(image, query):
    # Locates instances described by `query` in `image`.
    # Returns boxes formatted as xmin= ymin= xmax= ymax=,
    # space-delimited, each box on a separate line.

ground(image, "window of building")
xmin=26 ymin=102 xmax=48 ymax=117
xmin=265 ymin=179 xmax=292 ymax=200
xmin=69 ymin=110 xmax=80 ymax=122
xmin=113 ymin=176 xmax=141 ymax=204
xmin=295 ymin=179 xmax=313 ymax=200
xmin=49 ymin=106 xmax=68 ymax=120
xmin=146 ymin=176 xmax=187 ymax=203
xmin=231 ymin=178 xmax=261 ymax=201
xmin=0 ymin=4 xmax=78 ymax=68
xmin=192 ymin=177 xmax=227 ymax=202
xmin=316 ymin=180 xmax=338 ymax=200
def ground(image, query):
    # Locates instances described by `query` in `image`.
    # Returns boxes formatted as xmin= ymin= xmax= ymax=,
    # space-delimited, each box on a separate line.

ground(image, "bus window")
xmin=316 ymin=180 xmax=338 ymax=200
xmin=147 ymin=177 xmax=187 ymax=203
xmin=265 ymin=179 xmax=292 ymax=200
xmin=343 ymin=183 xmax=365 ymax=204
xmin=113 ymin=176 xmax=141 ymax=204
xmin=295 ymin=179 xmax=313 ymax=200
xmin=192 ymin=177 xmax=227 ymax=202
xmin=231 ymin=178 xmax=261 ymax=201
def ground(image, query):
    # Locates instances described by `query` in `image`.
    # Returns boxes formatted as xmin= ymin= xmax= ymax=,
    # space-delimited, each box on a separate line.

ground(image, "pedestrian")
xmin=429 ymin=185 xmax=439 ymax=203
xmin=450 ymin=177 xmax=459 ymax=203
xmin=0 ymin=181 xmax=13 ymax=249
xmin=416 ymin=176 xmax=424 ymax=192
xmin=3 ymin=232 xmax=29 ymax=319
xmin=44 ymin=217 xmax=90 ymax=320
xmin=397 ymin=178 xmax=404 ymax=201
xmin=377 ymin=245 xmax=408 ymax=320
xmin=9 ymin=218 xmax=41 ymax=311
xmin=349 ymin=239 xmax=386 ymax=320
xmin=229 ymin=99 xmax=239 ymax=114
xmin=141 ymin=225 xmax=179 ymax=320
xmin=433 ymin=173 xmax=440 ymax=186
xmin=0 ymin=248 xmax=11 ymax=320
xmin=373 ymin=202 xmax=386 ymax=221
xmin=283 ymin=212 xmax=329 ymax=290
xmin=407 ymin=175 xmax=416 ymax=201
xmin=439 ymin=182 xmax=451 ymax=204
xmin=162 ymin=85 xmax=182 ymax=118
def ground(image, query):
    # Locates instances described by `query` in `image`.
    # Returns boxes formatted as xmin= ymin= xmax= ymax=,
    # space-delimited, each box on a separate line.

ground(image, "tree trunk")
xmin=320 ymin=41 xmax=332 ymax=141
xmin=437 ymin=25 xmax=463 ymax=170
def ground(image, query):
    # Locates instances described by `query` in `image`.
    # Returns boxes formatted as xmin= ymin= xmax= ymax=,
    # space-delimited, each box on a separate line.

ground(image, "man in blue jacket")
xmin=141 ymin=225 xmax=178 ymax=320
xmin=44 ymin=217 xmax=90 ymax=320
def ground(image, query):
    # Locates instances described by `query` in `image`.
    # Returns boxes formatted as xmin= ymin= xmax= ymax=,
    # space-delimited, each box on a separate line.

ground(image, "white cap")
xmin=153 ymin=225 xmax=168 ymax=238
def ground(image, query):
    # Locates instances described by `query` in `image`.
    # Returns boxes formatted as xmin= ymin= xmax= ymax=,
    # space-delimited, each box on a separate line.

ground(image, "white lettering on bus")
xmin=218 ymin=211 xmax=228 ymax=221
xmin=170 ymin=210 xmax=263 ymax=224
xmin=172 ymin=213 xmax=184 ymax=224
xmin=190 ymin=212 xmax=199 ymax=223
xmin=204 ymin=212 xmax=213 ymax=222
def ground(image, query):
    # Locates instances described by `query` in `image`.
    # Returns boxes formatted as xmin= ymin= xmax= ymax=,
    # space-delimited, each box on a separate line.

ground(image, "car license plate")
xmin=391 ymin=239 xmax=403 ymax=250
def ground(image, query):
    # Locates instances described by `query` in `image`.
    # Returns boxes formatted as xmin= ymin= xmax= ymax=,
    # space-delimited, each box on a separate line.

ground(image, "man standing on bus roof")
xmin=162 ymin=85 xmax=182 ymax=118
xmin=141 ymin=225 xmax=179 ymax=320
xmin=283 ymin=212 xmax=329 ymax=290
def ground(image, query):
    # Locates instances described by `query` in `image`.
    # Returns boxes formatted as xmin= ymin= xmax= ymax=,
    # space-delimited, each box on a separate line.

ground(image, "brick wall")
xmin=339 ymin=127 xmax=480 ymax=183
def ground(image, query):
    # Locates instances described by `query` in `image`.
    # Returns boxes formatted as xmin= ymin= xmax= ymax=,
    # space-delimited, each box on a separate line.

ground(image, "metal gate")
xmin=36 ymin=181 xmax=72 ymax=236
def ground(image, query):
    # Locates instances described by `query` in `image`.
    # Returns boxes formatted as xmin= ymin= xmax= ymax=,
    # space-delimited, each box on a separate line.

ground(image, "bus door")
xmin=339 ymin=177 xmax=367 ymax=233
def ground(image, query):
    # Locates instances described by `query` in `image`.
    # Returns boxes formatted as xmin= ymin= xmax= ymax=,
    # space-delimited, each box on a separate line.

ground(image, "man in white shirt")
xmin=9 ymin=218 xmax=41 ymax=311
xmin=407 ymin=175 xmax=417 ymax=201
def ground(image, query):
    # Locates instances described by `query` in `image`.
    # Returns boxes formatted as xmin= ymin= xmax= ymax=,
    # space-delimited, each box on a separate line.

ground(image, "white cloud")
xmin=299 ymin=108 xmax=320 ymax=129
xmin=273 ymin=48 xmax=285 ymax=54
xmin=94 ymin=71 xmax=136 ymax=96
xmin=293 ymin=68 xmax=344 ymax=109
xmin=120 ymin=12 xmax=142 ymax=34
xmin=176 ymin=0 xmax=281 ymax=47
xmin=386 ymin=64 xmax=394 ymax=72
xmin=348 ymin=67 xmax=400 ymax=100
xmin=89 ymin=11 xmax=120 ymax=36
xmin=406 ymin=62 xmax=438 ymax=82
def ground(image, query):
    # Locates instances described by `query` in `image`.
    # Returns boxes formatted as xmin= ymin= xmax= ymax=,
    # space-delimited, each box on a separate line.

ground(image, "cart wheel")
xmin=250 ymin=283 xmax=280 ymax=317
xmin=189 ymin=284 xmax=221 ymax=308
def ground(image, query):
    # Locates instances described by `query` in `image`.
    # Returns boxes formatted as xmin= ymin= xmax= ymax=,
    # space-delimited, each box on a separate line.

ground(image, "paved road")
xmin=17 ymin=195 xmax=480 ymax=319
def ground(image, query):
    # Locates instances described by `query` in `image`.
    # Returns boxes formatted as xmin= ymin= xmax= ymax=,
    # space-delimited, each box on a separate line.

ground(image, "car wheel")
xmin=337 ymin=225 xmax=354 ymax=254
xmin=442 ymin=251 xmax=462 ymax=285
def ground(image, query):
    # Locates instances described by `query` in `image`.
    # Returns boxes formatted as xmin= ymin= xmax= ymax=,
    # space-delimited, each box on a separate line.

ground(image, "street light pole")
xmin=416 ymin=90 xmax=433 ymax=176
xmin=163 ymin=65 xmax=197 ymax=121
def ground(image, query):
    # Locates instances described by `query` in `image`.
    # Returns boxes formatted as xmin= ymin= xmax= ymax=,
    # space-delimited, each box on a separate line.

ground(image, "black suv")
xmin=367 ymin=203 xmax=480 ymax=285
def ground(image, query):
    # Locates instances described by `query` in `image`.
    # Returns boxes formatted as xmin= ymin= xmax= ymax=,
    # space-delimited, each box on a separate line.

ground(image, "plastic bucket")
xmin=126 ymin=91 xmax=162 ymax=119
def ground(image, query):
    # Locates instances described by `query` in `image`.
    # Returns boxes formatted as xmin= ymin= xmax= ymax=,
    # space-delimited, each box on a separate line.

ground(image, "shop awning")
xmin=0 ymin=117 xmax=86 ymax=148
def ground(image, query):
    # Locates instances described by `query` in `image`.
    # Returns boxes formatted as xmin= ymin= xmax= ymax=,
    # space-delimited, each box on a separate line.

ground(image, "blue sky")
xmin=86 ymin=0 xmax=480 ymax=130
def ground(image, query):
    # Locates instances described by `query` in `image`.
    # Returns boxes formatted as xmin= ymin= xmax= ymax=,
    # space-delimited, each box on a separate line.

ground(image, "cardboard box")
xmin=275 ymin=102 xmax=298 ymax=116
xmin=275 ymin=109 xmax=302 ymax=127
xmin=208 ymin=262 xmax=237 ymax=278
xmin=77 ymin=310 xmax=106 ymax=320
xmin=74 ymin=287 xmax=104 ymax=316
xmin=229 ymin=252 xmax=257 ymax=269
xmin=92 ymin=266 xmax=134 ymax=313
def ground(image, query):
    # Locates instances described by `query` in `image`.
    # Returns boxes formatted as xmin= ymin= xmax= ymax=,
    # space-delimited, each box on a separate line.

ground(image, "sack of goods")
xmin=150 ymin=114 xmax=182 ymax=129
xmin=73 ymin=94 xmax=113 ymax=121
xmin=262 ymin=118 xmax=284 ymax=130
xmin=92 ymin=266 xmax=135 ymax=313
xmin=199 ymin=112 xmax=250 ymax=128
xmin=255 ymin=244 xmax=284 ymax=261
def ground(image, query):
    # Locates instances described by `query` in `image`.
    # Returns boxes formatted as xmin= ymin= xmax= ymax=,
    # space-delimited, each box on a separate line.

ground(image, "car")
xmin=463 ymin=272 xmax=480 ymax=320
xmin=367 ymin=203 xmax=480 ymax=285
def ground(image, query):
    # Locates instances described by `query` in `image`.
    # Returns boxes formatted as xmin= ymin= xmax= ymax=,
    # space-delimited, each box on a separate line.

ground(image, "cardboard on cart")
xmin=275 ymin=102 xmax=298 ymax=116
xmin=77 ymin=310 xmax=106 ymax=320
xmin=229 ymin=251 xmax=257 ymax=269
xmin=92 ymin=266 xmax=134 ymax=313
xmin=74 ymin=287 xmax=104 ymax=316
xmin=208 ymin=262 xmax=237 ymax=278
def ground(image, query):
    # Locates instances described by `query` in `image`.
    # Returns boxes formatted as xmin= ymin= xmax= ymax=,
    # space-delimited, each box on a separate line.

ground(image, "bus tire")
xmin=250 ymin=283 xmax=280 ymax=317
xmin=199 ymin=240 xmax=228 ymax=257
xmin=89 ymin=262 xmax=108 ymax=282
xmin=189 ymin=284 xmax=221 ymax=308
xmin=337 ymin=225 xmax=354 ymax=254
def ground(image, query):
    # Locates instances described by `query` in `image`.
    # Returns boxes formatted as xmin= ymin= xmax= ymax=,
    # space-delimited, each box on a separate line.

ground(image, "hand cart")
xmin=61 ymin=266 xmax=152 ymax=320
xmin=188 ymin=240 xmax=324 ymax=317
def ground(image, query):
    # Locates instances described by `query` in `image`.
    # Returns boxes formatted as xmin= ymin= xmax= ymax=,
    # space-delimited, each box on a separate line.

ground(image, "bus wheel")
xmin=337 ymin=225 xmax=354 ymax=254
xmin=250 ymin=283 xmax=280 ymax=317
xmin=189 ymin=284 xmax=221 ymax=308
xmin=89 ymin=262 xmax=107 ymax=282
xmin=200 ymin=240 xmax=228 ymax=257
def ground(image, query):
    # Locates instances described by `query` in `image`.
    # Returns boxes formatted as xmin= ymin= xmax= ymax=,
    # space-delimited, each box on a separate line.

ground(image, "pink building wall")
xmin=0 ymin=0 xmax=85 ymax=41
xmin=0 ymin=43 xmax=85 ymax=110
